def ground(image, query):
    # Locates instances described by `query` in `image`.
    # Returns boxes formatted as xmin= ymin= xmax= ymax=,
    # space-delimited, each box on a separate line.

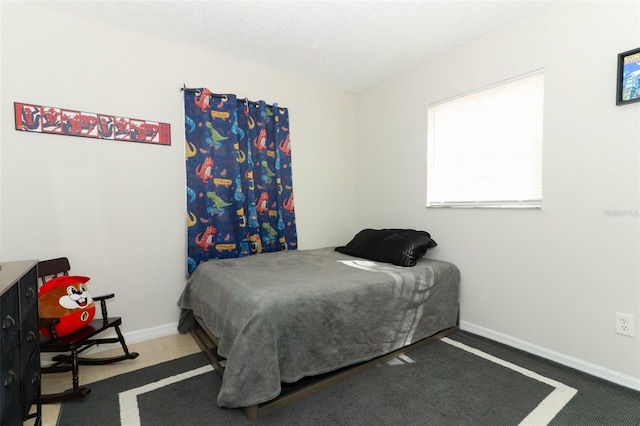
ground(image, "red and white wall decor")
xmin=14 ymin=102 xmax=171 ymax=146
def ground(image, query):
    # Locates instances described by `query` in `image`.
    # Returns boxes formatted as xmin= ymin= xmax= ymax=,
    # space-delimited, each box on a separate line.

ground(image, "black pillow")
xmin=335 ymin=228 xmax=437 ymax=267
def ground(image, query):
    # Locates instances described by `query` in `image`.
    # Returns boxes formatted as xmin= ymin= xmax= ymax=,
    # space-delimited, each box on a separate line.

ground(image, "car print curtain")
xmin=184 ymin=88 xmax=297 ymax=274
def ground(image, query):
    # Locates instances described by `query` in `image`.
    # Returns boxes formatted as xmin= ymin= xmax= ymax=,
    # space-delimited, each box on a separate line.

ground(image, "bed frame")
xmin=189 ymin=312 xmax=460 ymax=420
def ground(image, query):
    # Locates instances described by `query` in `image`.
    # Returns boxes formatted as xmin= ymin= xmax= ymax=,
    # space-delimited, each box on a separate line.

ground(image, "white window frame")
xmin=426 ymin=70 xmax=544 ymax=209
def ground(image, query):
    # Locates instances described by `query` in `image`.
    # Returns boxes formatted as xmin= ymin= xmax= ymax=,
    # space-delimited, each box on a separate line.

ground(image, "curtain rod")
xmin=180 ymin=84 xmax=278 ymax=109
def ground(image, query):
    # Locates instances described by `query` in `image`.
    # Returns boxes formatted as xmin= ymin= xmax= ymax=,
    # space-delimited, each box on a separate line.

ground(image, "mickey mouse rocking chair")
xmin=37 ymin=257 xmax=139 ymax=403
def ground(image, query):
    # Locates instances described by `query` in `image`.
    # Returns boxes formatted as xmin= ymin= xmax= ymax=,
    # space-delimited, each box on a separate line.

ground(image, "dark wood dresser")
xmin=1 ymin=260 xmax=41 ymax=426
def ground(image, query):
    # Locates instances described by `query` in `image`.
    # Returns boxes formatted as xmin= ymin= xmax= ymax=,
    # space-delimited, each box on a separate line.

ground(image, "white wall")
xmin=2 ymin=0 xmax=638 ymax=390
xmin=0 ymin=3 xmax=357 ymax=335
xmin=356 ymin=1 xmax=640 ymax=387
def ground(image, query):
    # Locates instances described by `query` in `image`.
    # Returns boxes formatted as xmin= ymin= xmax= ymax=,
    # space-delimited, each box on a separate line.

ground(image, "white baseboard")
xmin=460 ymin=320 xmax=640 ymax=392
xmin=121 ymin=321 xmax=181 ymax=345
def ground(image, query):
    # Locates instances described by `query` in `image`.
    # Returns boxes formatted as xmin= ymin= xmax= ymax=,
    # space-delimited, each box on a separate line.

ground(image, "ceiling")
xmin=41 ymin=0 xmax=552 ymax=92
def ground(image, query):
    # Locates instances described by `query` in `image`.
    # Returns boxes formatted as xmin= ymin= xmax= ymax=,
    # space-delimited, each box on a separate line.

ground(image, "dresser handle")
xmin=4 ymin=370 xmax=17 ymax=388
xmin=25 ymin=287 xmax=36 ymax=298
xmin=31 ymin=373 xmax=40 ymax=385
xmin=2 ymin=315 xmax=15 ymax=330
xmin=26 ymin=330 xmax=37 ymax=342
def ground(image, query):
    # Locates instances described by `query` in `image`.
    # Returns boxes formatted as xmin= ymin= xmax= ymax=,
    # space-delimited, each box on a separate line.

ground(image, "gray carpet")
xmin=58 ymin=331 xmax=640 ymax=425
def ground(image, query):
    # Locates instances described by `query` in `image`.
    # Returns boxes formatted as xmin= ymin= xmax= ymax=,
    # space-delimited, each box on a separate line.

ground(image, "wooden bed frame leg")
xmin=242 ymin=405 xmax=259 ymax=421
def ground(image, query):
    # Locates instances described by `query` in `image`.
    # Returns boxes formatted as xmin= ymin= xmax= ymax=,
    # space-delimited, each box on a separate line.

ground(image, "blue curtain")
xmin=184 ymin=88 xmax=297 ymax=274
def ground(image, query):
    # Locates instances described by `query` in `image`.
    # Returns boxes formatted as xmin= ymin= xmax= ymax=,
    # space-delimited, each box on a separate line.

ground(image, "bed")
xmin=177 ymin=232 xmax=460 ymax=420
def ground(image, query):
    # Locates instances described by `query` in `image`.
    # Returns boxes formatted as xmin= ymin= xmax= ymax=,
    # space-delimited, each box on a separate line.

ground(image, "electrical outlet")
xmin=614 ymin=312 xmax=635 ymax=337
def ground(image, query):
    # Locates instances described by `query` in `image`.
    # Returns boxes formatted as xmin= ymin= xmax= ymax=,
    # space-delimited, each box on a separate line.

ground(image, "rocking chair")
xmin=37 ymin=257 xmax=139 ymax=403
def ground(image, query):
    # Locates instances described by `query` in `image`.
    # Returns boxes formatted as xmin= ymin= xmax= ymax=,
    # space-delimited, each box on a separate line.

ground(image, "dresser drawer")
xmin=0 ymin=347 xmax=22 ymax=425
xmin=0 ymin=392 xmax=22 ymax=426
xmin=21 ymin=352 xmax=40 ymax=420
xmin=19 ymin=267 xmax=38 ymax=322
xmin=20 ymin=308 xmax=39 ymax=371
xmin=1 ymin=285 xmax=19 ymax=352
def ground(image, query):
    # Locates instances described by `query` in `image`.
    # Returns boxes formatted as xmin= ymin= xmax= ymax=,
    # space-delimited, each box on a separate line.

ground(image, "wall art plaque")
xmin=14 ymin=102 xmax=171 ymax=145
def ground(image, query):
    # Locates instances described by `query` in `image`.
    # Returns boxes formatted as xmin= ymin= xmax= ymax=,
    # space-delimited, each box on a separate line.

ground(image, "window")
xmin=426 ymin=71 xmax=544 ymax=208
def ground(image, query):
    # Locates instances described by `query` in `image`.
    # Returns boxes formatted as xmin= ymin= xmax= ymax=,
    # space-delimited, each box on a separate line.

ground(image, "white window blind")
xmin=426 ymin=71 xmax=544 ymax=208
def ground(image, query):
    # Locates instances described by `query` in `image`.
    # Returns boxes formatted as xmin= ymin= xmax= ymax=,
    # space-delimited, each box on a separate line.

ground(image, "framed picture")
xmin=616 ymin=47 xmax=640 ymax=105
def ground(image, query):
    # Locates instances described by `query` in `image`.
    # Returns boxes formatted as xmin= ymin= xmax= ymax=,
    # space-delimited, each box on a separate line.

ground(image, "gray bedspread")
xmin=177 ymin=247 xmax=460 ymax=408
